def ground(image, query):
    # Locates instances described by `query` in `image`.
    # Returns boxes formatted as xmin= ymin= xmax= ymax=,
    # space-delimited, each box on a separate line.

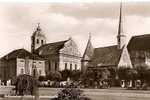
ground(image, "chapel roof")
xmin=89 ymin=45 xmax=123 ymax=67
xmin=35 ymin=40 xmax=68 ymax=56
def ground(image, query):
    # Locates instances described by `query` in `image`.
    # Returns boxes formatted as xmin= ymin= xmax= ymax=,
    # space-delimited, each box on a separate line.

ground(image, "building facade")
xmin=0 ymin=49 xmax=45 ymax=81
xmin=31 ymin=25 xmax=81 ymax=75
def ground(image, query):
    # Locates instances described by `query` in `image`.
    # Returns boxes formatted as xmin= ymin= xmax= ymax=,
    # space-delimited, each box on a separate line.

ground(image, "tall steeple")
xmin=31 ymin=23 xmax=46 ymax=53
xmin=117 ymin=2 xmax=126 ymax=49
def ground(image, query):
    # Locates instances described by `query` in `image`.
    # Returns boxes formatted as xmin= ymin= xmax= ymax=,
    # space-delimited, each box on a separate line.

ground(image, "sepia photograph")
xmin=0 ymin=0 xmax=150 ymax=100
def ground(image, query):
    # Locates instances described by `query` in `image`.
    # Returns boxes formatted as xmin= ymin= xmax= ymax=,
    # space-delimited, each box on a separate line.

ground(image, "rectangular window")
xmin=65 ymin=63 xmax=67 ymax=70
xmin=49 ymin=61 xmax=51 ymax=71
xmin=39 ymin=70 xmax=42 ymax=75
xmin=70 ymin=63 xmax=72 ymax=71
xmin=37 ymin=39 xmax=39 ymax=44
xmin=41 ymin=40 xmax=44 ymax=45
xmin=75 ymin=64 xmax=77 ymax=70
xmin=55 ymin=62 xmax=57 ymax=71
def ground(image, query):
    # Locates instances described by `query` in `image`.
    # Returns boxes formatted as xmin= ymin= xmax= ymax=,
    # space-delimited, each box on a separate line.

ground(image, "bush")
xmin=61 ymin=69 xmax=72 ymax=81
xmin=52 ymin=84 xmax=91 ymax=100
xmin=46 ymin=71 xmax=62 ymax=81
xmin=38 ymin=76 xmax=46 ymax=82
xmin=70 ymin=70 xmax=82 ymax=81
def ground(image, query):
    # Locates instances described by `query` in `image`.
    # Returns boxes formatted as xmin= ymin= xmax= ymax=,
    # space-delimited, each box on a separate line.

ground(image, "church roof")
xmin=35 ymin=40 xmax=68 ymax=56
xmin=127 ymin=34 xmax=150 ymax=51
xmin=90 ymin=45 xmax=123 ymax=67
xmin=1 ymin=49 xmax=42 ymax=60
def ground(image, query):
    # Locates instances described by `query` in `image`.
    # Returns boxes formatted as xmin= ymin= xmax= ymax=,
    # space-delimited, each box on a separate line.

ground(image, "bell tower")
xmin=31 ymin=23 xmax=46 ymax=53
xmin=117 ymin=2 xmax=126 ymax=49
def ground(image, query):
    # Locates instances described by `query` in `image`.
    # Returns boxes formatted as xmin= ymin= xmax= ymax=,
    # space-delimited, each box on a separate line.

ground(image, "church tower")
xmin=81 ymin=33 xmax=94 ymax=73
xmin=117 ymin=2 xmax=126 ymax=49
xmin=31 ymin=23 xmax=46 ymax=53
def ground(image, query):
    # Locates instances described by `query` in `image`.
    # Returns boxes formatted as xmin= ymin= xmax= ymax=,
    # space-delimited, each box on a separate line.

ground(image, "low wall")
xmin=0 ymin=86 xmax=15 ymax=95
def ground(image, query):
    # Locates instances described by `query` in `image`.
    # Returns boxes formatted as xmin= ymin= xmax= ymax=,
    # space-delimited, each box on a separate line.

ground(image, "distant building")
xmin=127 ymin=34 xmax=150 ymax=68
xmin=0 ymin=49 xmax=45 ymax=81
xmin=31 ymin=24 xmax=81 ymax=75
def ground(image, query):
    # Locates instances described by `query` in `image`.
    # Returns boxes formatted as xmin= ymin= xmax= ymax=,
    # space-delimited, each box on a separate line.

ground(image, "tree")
xmin=118 ymin=67 xmax=130 ymax=80
xmin=126 ymin=69 xmax=138 ymax=81
xmin=101 ymin=68 xmax=110 ymax=80
xmin=70 ymin=70 xmax=82 ymax=81
xmin=46 ymin=71 xmax=62 ymax=81
xmin=61 ymin=69 xmax=72 ymax=81
xmin=135 ymin=65 xmax=148 ymax=83
xmin=15 ymin=74 xmax=36 ymax=95
xmin=38 ymin=76 xmax=46 ymax=82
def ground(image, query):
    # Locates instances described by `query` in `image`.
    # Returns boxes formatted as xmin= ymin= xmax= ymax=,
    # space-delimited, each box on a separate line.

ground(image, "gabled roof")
xmin=128 ymin=34 xmax=150 ymax=51
xmin=90 ymin=45 xmax=123 ymax=67
xmin=1 ymin=49 xmax=42 ymax=60
xmin=35 ymin=40 xmax=68 ymax=56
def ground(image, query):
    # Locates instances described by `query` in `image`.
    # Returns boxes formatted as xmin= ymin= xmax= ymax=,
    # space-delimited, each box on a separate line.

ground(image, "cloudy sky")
xmin=0 ymin=1 xmax=150 ymax=57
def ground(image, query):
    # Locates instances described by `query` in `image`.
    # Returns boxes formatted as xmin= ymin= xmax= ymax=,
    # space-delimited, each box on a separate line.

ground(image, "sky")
xmin=1 ymin=1 xmax=150 ymax=57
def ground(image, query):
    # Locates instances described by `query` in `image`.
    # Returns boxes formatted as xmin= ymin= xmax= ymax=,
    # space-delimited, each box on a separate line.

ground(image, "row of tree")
xmin=38 ymin=69 xmax=82 ymax=82
xmin=118 ymin=65 xmax=150 ymax=86
xmin=38 ymin=65 xmax=150 ymax=88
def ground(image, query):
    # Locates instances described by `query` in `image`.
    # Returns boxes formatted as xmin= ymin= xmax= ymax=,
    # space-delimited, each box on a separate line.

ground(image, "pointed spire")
xmin=118 ymin=2 xmax=123 ymax=36
xmin=83 ymin=33 xmax=94 ymax=61
xmin=117 ymin=1 xmax=126 ymax=49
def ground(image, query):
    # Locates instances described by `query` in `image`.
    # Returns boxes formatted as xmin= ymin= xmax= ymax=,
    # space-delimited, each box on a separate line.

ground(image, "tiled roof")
xmin=35 ymin=40 xmax=68 ymax=56
xmin=90 ymin=45 xmax=123 ymax=67
xmin=1 ymin=49 xmax=42 ymax=60
xmin=128 ymin=34 xmax=150 ymax=51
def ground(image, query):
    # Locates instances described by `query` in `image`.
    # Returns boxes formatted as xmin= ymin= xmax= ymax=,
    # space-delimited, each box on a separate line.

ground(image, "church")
xmin=0 ymin=23 xmax=81 ymax=82
xmin=81 ymin=3 xmax=132 ymax=74
xmin=31 ymin=24 xmax=81 ymax=75
xmin=81 ymin=2 xmax=133 ymax=80
xmin=81 ymin=3 xmax=150 ymax=79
